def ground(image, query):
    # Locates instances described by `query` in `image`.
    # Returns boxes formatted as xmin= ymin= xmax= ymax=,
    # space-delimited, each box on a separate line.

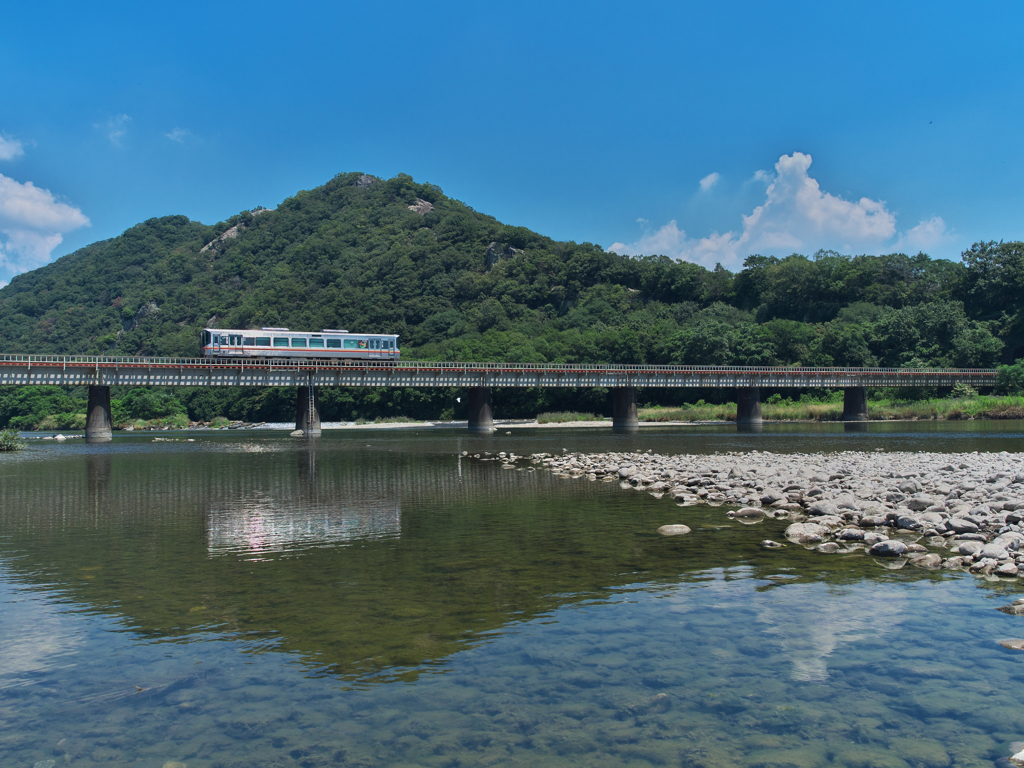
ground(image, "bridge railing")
xmin=0 ymin=354 xmax=999 ymax=377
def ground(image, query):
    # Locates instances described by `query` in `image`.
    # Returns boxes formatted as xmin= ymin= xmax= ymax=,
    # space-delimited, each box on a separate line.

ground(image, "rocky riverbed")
xmin=465 ymin=447 xmax=1024 ymax=582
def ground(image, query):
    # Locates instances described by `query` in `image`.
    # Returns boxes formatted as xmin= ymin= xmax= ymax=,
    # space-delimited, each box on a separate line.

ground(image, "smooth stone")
xmin=909 ymin=553 xmax=943 ymax=569
xmin=806 ymin=500 xmax=839 ymax=517
xmin=730 ymin=506 xmax=765 ymax=518
xmin=980 ymin=544 xmax=1010 ymax=560
xmin=958 ymin=541 xmax=984 ymax=556
xmin=657 ymin=524 xmax=691 ymax=536
xmin=869 ymin=540 xmax=909 ymax=557
xmin=760 ymin=540 xmax=784 ymax=549
xmin=784 ymin=522 xmax=828 ymax=544
xmin=896 ymin=515 xmax=923 ymax=531
xmin=815 ymin=542 xmax=841 ymax=553
xmin=289 ymin=429 xmax=304 ymax=436
xmin=996 ymin=562 xmax=1020 ymax=577
xmin=947 ymin=518 xmax=980 ymax=534
xmin=998 ymin=639 xmax=1024 ymax=651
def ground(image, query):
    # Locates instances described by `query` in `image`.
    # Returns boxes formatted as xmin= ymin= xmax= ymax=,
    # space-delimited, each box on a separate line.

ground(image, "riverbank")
xmin=473 ymin=447 xmax=1024 ymax=585
xmin=639 ymin=394 xmax=1024 ymax=423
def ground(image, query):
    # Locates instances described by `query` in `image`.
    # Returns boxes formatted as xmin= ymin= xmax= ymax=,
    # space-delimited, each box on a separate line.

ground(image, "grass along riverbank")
xmin=639 ymin=394 xmax=1024 ymax=422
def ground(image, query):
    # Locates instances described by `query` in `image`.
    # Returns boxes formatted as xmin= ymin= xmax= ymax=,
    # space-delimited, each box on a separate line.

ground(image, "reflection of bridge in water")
xmin=0 ymin=354 xmax=999 ymax=438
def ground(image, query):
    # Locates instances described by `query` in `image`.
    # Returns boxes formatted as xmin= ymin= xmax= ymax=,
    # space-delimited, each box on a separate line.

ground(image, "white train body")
xmin=200 ymin=328 xmax=400 ymax=361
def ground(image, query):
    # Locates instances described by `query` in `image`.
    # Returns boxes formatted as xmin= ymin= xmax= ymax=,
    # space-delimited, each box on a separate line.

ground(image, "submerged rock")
xmin=730 ymin=507 xmax=765 ymax=518
xmin=657 ymin=524 xmax=691 ymax=536
xmin=785 ymin=522 xmax=828 ymax=545
xmin=760 ymin=540 xmax=784 ymax=549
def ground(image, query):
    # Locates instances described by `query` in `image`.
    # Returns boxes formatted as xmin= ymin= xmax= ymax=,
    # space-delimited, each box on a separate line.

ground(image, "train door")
xmin=369 ymin=338 xmax=382 ymax=360
xmin=212 ymin=333 xmax=222 ymax=355
xmin=385 ymin=338 xmax=396 ymax=360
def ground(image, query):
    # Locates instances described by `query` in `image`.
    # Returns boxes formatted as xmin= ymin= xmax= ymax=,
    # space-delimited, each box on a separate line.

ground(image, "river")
xmin=2 ymin=422 xmax=1024 ymax=767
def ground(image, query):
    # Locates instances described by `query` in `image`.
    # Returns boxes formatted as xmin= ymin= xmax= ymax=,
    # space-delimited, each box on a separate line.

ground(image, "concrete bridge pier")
xmin=736 ymin=386 xmax=762 ymax=427
xmin=612 ymin=387 xmax=639 ymax=432
xmin=842 ymin=387 xmax=869 ymax=422
xmin=467 ymin=387 xmax=495 ymax=433
xmin=85 ymin=385 xmax=113 ymax=443
xmin=295 ymin=386 xmax=322 ymax=436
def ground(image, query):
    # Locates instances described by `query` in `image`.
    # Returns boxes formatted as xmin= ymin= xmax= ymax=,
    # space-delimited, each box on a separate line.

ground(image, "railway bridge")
xmin=0 ymin=354 xmax=999 ymax=440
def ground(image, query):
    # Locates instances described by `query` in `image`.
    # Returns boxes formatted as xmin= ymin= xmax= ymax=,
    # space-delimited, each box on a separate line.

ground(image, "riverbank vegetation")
xmin=537 ymin=411 xmax=601 ymax=424
xmin=638 ymin=392 xmax=1024 ymax=423
xmin=0 ymin=428 xmax=23 ymax=450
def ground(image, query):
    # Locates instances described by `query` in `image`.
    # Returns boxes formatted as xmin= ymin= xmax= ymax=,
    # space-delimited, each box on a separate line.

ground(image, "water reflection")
xmin=844 ymin=421 xmax=870 ymax=433
xmin=757 ymin=583 xmax=905 ymax=681
xmin=3 ymin=430 xmax=1024 ymax=768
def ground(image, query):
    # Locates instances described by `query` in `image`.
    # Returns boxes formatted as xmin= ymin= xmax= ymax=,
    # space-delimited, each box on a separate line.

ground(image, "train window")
xmin=202 ymin=330 xmax=211 ymax=345
xmin=308 ymin=338 xmax=324 ymax=348
xmin=326 ymin=339 xmax=341 ymax=348
xmin=273 ymin=338 xmax=289 ymax=347
xmin=243 ymin=337 xmax=255 ymax=345
xmin=291 ymin=338 xmax=307 ymax=347
xmin=255 ymin=337 xmax=271 ymax=346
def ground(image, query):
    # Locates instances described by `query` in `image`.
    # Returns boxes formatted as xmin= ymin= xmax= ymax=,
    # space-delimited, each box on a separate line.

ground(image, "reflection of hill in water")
xmin=0 ymin=440 xmax=967 ymax=686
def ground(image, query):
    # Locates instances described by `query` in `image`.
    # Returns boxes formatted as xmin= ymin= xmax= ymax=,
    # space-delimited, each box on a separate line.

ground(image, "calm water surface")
xmin=2 ymin=422 xmax=1024 ymax=767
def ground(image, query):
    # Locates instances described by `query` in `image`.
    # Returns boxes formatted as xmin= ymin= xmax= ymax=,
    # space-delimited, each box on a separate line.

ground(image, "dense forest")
xmin=0 ymin=171 xmax=1021 ymax=424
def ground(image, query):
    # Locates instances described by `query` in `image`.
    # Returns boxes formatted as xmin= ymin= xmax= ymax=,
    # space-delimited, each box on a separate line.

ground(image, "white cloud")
xmin=699 ymin=172 xmax=720 ymax=192
xmin=0 ymin=174 xmax=90 ymax=282
xmin=96 ymin=114 xmax=131 ymax=146
xmin=608 ymin=152 xmax=948 ymax=268
xmin=166 ymin=127 xmax=190 ymax=144
xmin=0 ymin=134 xmax=25 ymax=161
xmin=891 ymin=216 xmax=949 ymax=254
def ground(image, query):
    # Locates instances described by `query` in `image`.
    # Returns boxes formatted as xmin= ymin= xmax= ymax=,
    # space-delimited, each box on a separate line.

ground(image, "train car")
xmin=200 ymin=328 xmax=400 ymax=361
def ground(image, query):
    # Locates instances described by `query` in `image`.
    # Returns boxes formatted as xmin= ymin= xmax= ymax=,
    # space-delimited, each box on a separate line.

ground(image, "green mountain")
xmin=0 ymin=171 xmax=1020 ymax=424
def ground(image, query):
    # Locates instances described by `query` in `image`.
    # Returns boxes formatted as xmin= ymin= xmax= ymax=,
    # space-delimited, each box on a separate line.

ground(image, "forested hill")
xmin=0 ymin=171 xmax=1022 ymax=368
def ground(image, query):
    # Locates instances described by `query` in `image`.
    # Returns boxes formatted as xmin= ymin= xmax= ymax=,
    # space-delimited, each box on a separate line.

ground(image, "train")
xmin=200 ymin=328 xmax=400 ymax=361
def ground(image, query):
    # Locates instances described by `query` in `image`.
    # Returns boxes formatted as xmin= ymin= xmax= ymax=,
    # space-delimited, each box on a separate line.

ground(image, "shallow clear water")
xmin=3 ymin=422 xmax=1024 ymax=767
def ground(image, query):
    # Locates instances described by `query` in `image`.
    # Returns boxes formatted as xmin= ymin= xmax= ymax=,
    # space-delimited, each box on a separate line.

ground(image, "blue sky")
xmin=1 ymin=1 xmax=1022 ymax=287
